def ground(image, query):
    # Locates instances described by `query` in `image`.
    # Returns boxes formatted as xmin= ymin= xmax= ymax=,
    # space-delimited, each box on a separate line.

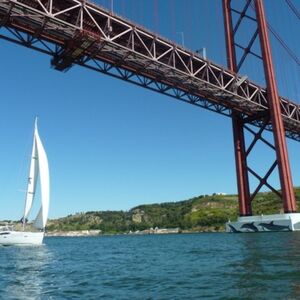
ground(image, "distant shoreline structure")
xmin=45 ymin=227 xmax=223 ymax=237
xmin=46 ymin=230 xmax=102 ymax=237
xmin=46 ymin=227 xmax=180 ymax=237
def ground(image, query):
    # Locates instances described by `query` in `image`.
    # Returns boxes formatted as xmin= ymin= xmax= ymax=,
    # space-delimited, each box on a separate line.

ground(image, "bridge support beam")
xmin=223 ymin=0 xmax=251 ymax=216
xmin=222 ymin=0 xmax=296 ymax=215
xmin=255 ymin=0 xmax=296 ymax=213
xmin=232 ymin=114 xmax=252 ymax=216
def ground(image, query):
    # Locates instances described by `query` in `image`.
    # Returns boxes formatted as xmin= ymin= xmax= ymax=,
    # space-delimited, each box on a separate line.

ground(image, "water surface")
xmin=1 ymin=233 xmax=300 ymax=299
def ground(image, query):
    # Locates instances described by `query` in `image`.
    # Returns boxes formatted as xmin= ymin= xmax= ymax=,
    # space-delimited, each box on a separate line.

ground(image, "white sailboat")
xmin=0 ymin=118 xmax=50 ymax=245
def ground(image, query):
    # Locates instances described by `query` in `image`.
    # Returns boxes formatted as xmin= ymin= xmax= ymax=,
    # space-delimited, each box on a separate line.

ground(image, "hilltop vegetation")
xmin=46 ymin=187 xmax=300 ymax=233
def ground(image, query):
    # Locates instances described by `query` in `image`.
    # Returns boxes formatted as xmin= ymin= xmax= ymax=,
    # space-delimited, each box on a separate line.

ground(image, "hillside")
xmin=46 ymin=187 xmax=300 ymax=233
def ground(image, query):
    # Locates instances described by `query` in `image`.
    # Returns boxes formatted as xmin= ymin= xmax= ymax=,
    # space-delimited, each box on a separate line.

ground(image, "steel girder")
xmin=223 ymin=0 xmax=297 ymax=214
xmin=0 ymin=0 xmax=299 ymax=141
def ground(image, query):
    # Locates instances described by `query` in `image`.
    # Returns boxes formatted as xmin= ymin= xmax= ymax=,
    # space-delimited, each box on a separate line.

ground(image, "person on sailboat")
xmin=20 ymin=217 xmax=28 ymax=224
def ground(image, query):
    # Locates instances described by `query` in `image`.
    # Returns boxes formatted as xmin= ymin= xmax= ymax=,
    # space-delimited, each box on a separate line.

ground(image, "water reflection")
xmin=285 ymin=233 xmax=300 ymax=299
xmin=1 ymin=234 xmax=300 ymax=299
xmin=231 ymin=233 xmax=300 ymax=299
xmin=1 ymin=244 xmax=53 ymax=300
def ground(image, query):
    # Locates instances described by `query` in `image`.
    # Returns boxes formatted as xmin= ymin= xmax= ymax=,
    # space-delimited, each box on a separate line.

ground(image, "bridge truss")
xmin=0 ymin=0 xmax=299 ymax=138
xmin=0 ymin=0 xmax=299 ymax=214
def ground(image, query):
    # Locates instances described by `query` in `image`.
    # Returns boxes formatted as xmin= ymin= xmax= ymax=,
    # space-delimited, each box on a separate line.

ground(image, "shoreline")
xmin=46 ymin=227 xmax=224 ymax=237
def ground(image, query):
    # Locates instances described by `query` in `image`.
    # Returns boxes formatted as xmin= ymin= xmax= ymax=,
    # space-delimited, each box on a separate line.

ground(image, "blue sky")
xmin=0 ymin=0 xmax=299 ymax=220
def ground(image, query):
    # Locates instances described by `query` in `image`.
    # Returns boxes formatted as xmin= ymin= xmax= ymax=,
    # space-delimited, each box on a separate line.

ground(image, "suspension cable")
xmin=285 ymin=0 xmax=300 ymax=20
xmin=267 ymin=23 xmax=300 ymax=67
xmin=249 ymin=2 xmax=300 ymax=67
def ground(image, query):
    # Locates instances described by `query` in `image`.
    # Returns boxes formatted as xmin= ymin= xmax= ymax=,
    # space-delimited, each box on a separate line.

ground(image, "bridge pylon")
xmin=223 ymin=0 xmax=299 ymax=232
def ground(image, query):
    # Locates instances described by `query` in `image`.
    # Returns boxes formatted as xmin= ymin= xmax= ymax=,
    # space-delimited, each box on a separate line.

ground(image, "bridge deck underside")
xmin=0 ymin=0 xmax=299 ymax=141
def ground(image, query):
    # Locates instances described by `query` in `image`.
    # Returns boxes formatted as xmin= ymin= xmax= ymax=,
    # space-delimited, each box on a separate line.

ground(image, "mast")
xmin=22 ymin=118 xmax=39 ymax=229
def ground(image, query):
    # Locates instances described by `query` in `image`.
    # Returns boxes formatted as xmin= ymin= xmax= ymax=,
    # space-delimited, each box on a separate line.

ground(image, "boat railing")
xmin=0 ymin=225 xmax=14 ymax=232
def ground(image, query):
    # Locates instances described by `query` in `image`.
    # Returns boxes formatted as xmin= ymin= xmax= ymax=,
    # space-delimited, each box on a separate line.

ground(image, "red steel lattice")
xmin=223 ymin=0 xmax=297 ymax=215
xmin=0 ymin=0 xmax=299 ymax=215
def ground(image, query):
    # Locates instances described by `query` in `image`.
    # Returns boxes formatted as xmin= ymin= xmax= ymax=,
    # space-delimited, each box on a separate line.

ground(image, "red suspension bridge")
xmin=0 ymin=0 xmax=299 ymax=219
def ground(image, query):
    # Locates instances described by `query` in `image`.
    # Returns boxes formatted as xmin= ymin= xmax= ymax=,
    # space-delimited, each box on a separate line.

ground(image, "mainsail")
xmin=23 ymin=119 xmax=50 ymax=230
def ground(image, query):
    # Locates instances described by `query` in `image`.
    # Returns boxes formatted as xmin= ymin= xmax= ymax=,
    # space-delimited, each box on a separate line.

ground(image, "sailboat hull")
xmin=0 ymin=231 xmax=44 ymax=245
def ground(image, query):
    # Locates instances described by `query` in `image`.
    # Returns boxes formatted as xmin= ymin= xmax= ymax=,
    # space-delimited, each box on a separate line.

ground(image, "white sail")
xmin=23 ymin=123 xmax=39 ymax=221
xmin=33 ymin=123 xmax=50 ymax=229
xmin=0 ymin=118 xmax=50 ymax=245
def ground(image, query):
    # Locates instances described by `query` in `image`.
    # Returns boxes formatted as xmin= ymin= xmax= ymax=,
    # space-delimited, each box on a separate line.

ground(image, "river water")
xmin=1 ymin=233 xmax=300 ymax=299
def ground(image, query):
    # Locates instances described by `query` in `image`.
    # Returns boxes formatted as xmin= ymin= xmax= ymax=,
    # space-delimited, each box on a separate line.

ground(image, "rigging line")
xmin=285 ymin=0 xmax=300 ymax=20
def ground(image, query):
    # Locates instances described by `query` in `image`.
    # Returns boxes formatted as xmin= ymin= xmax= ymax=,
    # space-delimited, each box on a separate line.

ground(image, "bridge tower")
xmin=223 ymin=0 xmax=299 ymax=232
